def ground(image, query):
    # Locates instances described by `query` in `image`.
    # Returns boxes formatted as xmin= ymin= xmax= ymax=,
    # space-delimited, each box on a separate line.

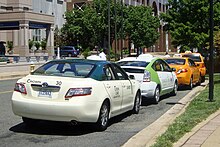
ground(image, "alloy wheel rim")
xmin=101 ymin=105 xmax=109 ymax=127
xmin=155 ymin=88 xmax=160 ymax=102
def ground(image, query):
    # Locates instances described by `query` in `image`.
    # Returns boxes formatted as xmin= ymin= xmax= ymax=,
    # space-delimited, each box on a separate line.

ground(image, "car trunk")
xmin=22 ymin=75 xmax=94 ymax=102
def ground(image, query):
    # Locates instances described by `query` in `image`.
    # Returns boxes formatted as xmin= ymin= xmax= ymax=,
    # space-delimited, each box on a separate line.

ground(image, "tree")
xmin=124 ymin=6 xmax=160 ymax=49
xmin=161 ymin=0 xmax=220 ymax=52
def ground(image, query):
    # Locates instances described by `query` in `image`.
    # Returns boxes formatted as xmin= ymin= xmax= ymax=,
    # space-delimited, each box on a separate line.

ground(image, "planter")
xmin=0 ymin=62 xmax=7 ymax=65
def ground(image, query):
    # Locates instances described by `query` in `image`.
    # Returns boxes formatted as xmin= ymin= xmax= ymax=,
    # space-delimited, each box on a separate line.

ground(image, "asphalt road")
xmin=0 ymin=79 xmax=191 ymax=147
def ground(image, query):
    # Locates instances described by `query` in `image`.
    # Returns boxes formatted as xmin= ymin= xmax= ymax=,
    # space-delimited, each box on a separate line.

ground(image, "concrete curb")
xmin=122 ymin=81 xmax=208 ymax=147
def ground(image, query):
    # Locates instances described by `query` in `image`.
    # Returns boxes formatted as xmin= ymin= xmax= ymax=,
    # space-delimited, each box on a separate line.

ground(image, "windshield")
xmin=182 ymin=54 xmax=202 ymax=62
xmin=32 ymin=61 xmax=95 ymax=78
xmin=165 ymin=59 xmax=185 ymax=65
xmin=117 ymin=61 xmax=149 ymax=67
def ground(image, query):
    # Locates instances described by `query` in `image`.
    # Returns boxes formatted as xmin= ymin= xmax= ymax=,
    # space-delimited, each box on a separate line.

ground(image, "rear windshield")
xmin=32 ymin=61 xmax=95 ymax=78
xmin=122 ymin=68 xmax=145 ymax=73
xmin=117 ymin=61 xmax=149 ymax=67
xmin=182 ymin=54 xmax=201 ymax=62
xmin=165 ymin=59 xmax=185 ymax=65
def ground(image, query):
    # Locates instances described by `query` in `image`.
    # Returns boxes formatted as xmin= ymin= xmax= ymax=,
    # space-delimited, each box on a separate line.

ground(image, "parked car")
xmin=181 ymin=52 xmax=206 ymax=82
xmin=11 ymin=59 xmax=141 ymax=131
xmin=117 ymin=54 xmax=178 ymax=103
xmin=164 ymin=57 xmax=201 ymax=89
xmin=54 ymin=46 xmax=79 ymax=57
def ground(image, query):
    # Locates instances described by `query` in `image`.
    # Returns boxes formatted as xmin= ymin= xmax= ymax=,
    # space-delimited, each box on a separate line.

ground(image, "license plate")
xmin=38 ymin=90 xmax=52 ymax=97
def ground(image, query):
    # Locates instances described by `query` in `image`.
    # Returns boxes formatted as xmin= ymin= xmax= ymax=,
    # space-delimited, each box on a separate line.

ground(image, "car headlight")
xmin=65 ymin=87 xmax=92 ymax=99
xmin=14 ymin=83 xmax=27 ymax=94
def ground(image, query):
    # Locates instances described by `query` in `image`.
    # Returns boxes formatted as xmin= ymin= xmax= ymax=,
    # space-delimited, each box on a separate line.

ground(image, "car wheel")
xmin=68 ymin=53 xmax=72 ymax=57
xmin=197 ymin=75 xmax=202 ymax=86
xmin=171 ymin=81 xmax=178 ymax=96
xmin=201 ymin=76 xmax=205 ymax=83
xmin=133 ymin=92 xmax=141 ymax=114
xmin=188 ymin=77 xmax=193 ymax=90
xmin=22 ymin=117 xmax=38 ymax=126
xmin=96 ymin=101 xmax=110 ymax=131
xmin=153 ymin=86 xmax=160 ymax=104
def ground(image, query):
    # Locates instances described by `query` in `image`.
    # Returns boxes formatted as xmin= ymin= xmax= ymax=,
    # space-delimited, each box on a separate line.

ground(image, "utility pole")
xmin=108 ymin=0 xmax=111 ymax=61
xmin=209 ymin=0 xmax=214 ymax=101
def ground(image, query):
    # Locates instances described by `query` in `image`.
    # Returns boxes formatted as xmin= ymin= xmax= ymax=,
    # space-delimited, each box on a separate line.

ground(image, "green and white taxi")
xmin=117 ymin=54 xmax=178 ymax=103
xmin=11 ymin=59 xmax=141 ymax=131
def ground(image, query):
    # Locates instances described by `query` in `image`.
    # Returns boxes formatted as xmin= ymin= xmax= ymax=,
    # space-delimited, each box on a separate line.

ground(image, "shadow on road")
xmin=9 ymin=112 xmax=134 ymax=136
xmin=9 ymin=121 xmax=97 ymax=136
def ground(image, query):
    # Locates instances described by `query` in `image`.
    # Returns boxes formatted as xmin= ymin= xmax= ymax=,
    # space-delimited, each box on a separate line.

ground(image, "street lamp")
xmin=209 ymin=0 xmax=214 ymax=101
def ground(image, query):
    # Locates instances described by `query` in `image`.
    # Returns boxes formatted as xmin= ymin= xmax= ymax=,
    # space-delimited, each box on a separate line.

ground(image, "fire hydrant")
xmin=30 ymin=62 xmax=35 ymax=73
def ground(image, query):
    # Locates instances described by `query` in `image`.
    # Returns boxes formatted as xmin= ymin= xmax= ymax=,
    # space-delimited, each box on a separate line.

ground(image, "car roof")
xmin=118 ymin=54 xmax=159 ymax=63
xmin=51 ymin=58 xmax=110 ymax=65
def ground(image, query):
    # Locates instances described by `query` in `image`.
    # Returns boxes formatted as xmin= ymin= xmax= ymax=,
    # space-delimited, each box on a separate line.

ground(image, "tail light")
xmin=65 ymin=87 xmax=92 ymax=99
xmin=143 ymin=70 xmax=151 ymax=82
xmin=201 ymin=63 xmax=205 ymax=68
xmin=14 ymin=83 xmax=27 ymax=94
xmin=177 ymin=69 xmax=188 ymax=74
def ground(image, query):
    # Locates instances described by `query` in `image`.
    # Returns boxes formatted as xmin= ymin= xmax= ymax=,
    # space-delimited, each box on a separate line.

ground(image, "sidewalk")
xmin=174 ymin=109 xmax=220 ymax=147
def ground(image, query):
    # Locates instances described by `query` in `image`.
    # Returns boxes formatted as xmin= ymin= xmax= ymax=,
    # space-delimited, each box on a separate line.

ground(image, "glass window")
xmin=117 ymin=61 xmax=149 ymax=67
xmin=160 ymin=60 xmax=171 ymax=72
xmin=32 ymin=61 xmax=95 ymax=78
xmin=103 ymin=66 xmax=115 ymax=81
xmin=111 ymin=64 xmax=128 ymax=80
xmin=182 ymin=54 xmax=202 ymax=62
xmin=165 ymin=59 xmax=185 ymax=65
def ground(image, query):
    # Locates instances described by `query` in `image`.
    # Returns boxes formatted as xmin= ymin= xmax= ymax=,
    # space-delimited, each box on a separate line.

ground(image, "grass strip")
xmin=152 ymin=75 xmax=220 ymax=147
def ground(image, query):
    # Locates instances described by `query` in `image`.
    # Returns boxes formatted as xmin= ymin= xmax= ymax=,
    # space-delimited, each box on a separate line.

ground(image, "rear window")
xmin=32 ymin=61 xmax=95 ymax=78
xmin=122 ymin=68 xmax=145 ymax=73
xmin=165 ymin=59 xmax=185 ymax=65
xmin=117 ymin=61 xmax=149 ymax=67
xmin=182 ymin=54 xmax=201 ymax=62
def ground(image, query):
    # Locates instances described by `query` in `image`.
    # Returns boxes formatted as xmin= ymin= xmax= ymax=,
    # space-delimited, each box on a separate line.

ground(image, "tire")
xmin=188 ymin=77 xmax=193 ymax=90
xmin=22 ymin=117 xmax=38 ymax=126
xmin=201 ymin=76 xmax=205 ymax=83
xmin=153 ymin=86 xmax=160 ymax=104
xmin=68 ymin=53 xmax=72 ymax=57
xmin=196 ymin=75 xmax=202 ymax=86
xmin=132 ymin=92 xmax=141 ymax=114
xmin=95 ymin=101 xmax=110 ymax=131
xmin=171 ymin=81 xmax=178 ymax=96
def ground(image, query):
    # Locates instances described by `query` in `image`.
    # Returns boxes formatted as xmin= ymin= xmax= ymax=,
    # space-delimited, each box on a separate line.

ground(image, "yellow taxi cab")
xmin=181 ymin=51 xmax=206 ymax=82
xmin=164 ymin=57 xmax=201 ymax=89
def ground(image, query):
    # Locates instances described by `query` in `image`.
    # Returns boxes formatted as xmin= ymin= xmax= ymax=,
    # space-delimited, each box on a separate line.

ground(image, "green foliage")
xmin=152 ymin=75 xmax=220 ymax=147
xmin=41 ymin=39 xmax=47 ymax=50
xmin=34 ymin=41 xmax=41 ymax=50
xmin=28 ymin=39 xmax=34 ymax=50
xmin=7 ymin=41 xmax=13 ymax=50
xmin=61 ymin=0 xmax=160 ymax=51
xmin=161 ymin=0 xmax=220 ymax=50
xmin=82 ymin=48 xmax=91 ymax=59
xmin=124 ymin=6 xmax=160 ymax=48
xmin=7 ymin=41 xmax=13 ymax=54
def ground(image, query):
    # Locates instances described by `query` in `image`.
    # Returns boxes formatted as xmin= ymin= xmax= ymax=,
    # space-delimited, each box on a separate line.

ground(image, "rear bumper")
xmin=12 ymin=96 xmax=102 ymax=123
xmin=140 ymin=81 xmax=157 ymax=98
xmin=176 ymin=73 xmax=190 ymax=85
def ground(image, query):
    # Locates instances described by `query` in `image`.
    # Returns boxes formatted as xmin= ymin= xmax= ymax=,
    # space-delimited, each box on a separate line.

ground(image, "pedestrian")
xmin=0 ymin=42 xmax=6 ymax=56
xmin=99 ymin=49 xmax=107 ymax=60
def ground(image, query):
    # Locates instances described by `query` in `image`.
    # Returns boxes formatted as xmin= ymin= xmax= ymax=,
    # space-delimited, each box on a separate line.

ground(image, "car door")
xmin=188 ymin=59 xmax=200 ymax=83
xmin=102 ymin=64 xmax=123 ymax=115
xmin=153 ymin=60 xmax=167 ymax=92
xmin=111 ymin=64 xmax=133 ymax=112
xmin=160 ymin=60 xmax=175 ymax=92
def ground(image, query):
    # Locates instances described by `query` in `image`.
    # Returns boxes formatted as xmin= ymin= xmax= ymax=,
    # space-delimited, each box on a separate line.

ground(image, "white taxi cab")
xmin=12 ymin=59 xmax=141 ymax=131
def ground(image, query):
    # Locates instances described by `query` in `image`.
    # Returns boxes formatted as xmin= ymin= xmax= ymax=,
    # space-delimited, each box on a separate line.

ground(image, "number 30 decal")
xmin=56 ymin=81 xmax=62 ymax=85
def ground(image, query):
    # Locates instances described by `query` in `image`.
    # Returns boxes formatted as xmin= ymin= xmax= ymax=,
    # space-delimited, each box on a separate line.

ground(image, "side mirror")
xmin=171 ymin=68 xmax=176 ymax=72
xmin=129 ymin=75 xmax=135 ymax=80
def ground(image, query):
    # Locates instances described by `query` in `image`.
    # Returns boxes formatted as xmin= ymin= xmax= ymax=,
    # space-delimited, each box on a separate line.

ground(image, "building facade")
xmin=66 ymin=0 xmax=173 ymax=53
xmin=0 ymin=0 xmax=66 ymax=56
